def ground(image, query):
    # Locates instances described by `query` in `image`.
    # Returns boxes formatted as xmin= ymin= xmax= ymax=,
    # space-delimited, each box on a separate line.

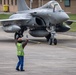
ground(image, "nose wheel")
xmin=54 ymin=38 xmax=57 ymax=45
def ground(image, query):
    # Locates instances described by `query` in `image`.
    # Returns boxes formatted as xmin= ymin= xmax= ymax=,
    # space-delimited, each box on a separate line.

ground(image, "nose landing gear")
xmin=46 ymin=26 xmax=57 ymax=45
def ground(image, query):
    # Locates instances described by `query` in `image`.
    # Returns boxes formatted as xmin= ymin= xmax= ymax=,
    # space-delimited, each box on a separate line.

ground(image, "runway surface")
xmin=0 ymin=28 xmax=76 ymax=75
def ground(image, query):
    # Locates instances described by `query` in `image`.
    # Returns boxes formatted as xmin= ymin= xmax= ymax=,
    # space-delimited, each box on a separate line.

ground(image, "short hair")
xmin=17 ymin=38 xmax=22 ymax=41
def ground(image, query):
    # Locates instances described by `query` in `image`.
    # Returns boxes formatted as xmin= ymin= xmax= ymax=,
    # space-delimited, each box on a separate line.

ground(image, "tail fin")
xmin=17 ymin=0 xmax=30 ymax=11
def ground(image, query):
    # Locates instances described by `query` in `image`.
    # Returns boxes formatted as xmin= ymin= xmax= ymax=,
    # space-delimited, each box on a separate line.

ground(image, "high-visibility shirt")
xmin=16 ymin=43 xmax=24 ymax=56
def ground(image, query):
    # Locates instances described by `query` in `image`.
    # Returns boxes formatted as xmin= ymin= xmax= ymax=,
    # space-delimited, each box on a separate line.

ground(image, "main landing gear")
xmin=46 ymin=26 xmax=57 ymax=45
xmin=14 ymin=30 xmax=24 ymax=39
xmin=14 ymin=26 xmax=26 ymax=39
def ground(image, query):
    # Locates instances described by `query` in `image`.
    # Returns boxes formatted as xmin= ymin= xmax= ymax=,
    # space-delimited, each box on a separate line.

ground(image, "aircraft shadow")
xmin=58 ymin=39 xmax=76 ymax=43
xmin=0 ymin=38 xmax=75 ymax=45
xmin=0 ymin=39 xmax=14 ymax=43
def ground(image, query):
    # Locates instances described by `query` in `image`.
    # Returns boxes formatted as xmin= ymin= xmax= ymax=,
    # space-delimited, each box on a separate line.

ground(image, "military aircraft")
xmin=0 ymin=0 xmax=71 ymax=45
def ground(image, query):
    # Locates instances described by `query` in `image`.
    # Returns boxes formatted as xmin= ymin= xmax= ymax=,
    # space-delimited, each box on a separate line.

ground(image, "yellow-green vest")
xmin=16 ymin=43 xmax=24 ymax=56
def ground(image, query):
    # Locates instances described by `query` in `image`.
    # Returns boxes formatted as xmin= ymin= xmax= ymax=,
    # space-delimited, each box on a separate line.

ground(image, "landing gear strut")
xmin=46 ymin=26 xmax=57 ymax=45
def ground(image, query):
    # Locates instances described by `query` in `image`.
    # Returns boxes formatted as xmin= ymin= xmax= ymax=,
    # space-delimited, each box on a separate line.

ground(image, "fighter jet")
xmin=0 ymin=0 xmax=71 ymax=45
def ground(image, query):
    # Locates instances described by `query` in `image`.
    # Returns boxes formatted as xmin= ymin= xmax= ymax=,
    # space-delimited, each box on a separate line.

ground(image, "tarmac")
xmin=0 ymin=27 xmax=76 ymax=75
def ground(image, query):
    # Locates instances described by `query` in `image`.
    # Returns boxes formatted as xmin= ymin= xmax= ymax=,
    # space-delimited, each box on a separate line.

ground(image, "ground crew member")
xmin=15 ymin=36 xmax=28 ymax=71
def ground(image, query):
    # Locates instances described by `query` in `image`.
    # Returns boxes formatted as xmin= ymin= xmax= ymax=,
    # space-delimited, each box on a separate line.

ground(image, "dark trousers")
xmin=16 ymin=56 xmax=24 ymax=70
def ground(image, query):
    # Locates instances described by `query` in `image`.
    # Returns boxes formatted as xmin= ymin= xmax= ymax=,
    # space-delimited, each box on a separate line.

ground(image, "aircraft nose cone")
xmin=62 ymin=13 xmax=69 ymax=21
xmin=52 ymin=12 xmax=69 ymax=24
xmin=59 ymin=12 xmax=69 ymax=22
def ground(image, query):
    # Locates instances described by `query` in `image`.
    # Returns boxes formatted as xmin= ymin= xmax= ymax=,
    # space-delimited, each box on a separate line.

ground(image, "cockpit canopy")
xmin=50 ymin=1 xmax=62 ymax=11
xmin=41 ymin=1 xmax=62 ymax=11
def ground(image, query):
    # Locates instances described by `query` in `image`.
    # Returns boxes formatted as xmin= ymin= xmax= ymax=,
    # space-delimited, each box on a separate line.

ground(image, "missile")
xmin=2 ymin=25 xmax=21 ymax=33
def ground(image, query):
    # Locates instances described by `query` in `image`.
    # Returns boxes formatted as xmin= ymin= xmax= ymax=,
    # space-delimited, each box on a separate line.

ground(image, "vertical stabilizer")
xmin=17 ymin=0 xmax=30 ymax=11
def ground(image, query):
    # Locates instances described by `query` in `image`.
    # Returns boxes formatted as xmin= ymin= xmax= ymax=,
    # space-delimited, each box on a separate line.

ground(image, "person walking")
xmin=15 ymin=36 xmax=28 ymax=71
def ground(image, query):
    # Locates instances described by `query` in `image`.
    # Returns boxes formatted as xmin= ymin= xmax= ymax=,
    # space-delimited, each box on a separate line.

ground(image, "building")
xmin=0 ymin=0 xmax=76 ymax=14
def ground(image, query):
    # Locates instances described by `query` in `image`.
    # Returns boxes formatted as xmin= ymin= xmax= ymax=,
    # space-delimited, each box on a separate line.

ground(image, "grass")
xmin=0 ymin=14 xmax=11 ymax=19
xmin=0 ymin=14 xmax=76 ymax=32
xmin=68 ymin=14 xmax=76 ymax=32
xmin=69 ymin=23 xmax=76 ymax=32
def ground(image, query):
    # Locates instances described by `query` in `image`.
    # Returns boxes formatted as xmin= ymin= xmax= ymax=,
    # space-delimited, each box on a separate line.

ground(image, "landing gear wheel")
xmin=48 ymin=38 xmax=57 ymax=45
xmin=54 ymin=38 xmax=57 ymax=45
xmin=14 ymin=32 xmax=23 ymax=40
xmin=48 ymin=38 xmax=52 ymax=45
xmin=14 ymin=33 xmax=19 ymax=40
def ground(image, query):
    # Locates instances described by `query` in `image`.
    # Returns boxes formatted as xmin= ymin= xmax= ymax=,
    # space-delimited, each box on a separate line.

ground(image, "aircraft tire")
xmin=48 ymin=38 xmax=52 ymax=45
xmin=14 ymin=32 xmax=22 ymax=39
xmin=14 ymin=33 xmax=19 ymax=39
xmin=54 ymin=38 xmax=57 ymax=45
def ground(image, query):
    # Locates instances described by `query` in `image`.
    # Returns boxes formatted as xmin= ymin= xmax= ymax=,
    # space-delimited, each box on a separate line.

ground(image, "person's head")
xmin=17 ymin=38 xmax=23 ymax=43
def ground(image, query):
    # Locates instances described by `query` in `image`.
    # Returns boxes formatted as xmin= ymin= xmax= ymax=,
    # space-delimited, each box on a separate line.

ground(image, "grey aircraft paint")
xmin=0 ymin=0 xmax=72 ymax=45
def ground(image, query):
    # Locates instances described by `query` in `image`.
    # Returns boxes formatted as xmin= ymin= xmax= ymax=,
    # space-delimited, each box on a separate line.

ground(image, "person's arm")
xmin=22 ymin=39 xmax=28 ymax=48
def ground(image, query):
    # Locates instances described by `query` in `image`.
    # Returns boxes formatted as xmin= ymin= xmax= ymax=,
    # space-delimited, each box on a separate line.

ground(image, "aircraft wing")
xmin=0 ymin=18 xmax=30 ymax=26
xmin=0 ymin=18 xmax=30 ymax=22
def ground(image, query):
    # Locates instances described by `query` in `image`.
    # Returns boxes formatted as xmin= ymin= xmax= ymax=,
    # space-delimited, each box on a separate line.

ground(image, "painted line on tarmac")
xmin=28 ymin=40 xmax=41 ymax=44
